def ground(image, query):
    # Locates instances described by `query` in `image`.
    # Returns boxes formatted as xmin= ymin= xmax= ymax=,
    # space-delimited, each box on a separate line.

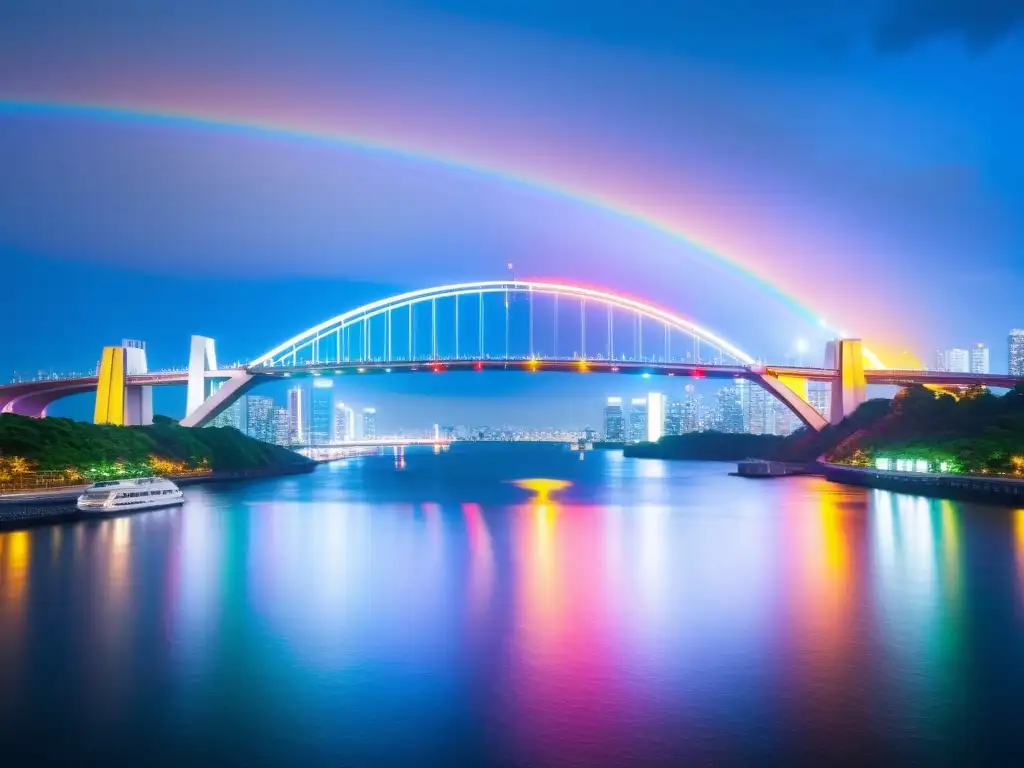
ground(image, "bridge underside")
xmin=0 ymin=381 xmax=99 ymax=418
xmin=180 ymin=359 xmax=832 ymax=432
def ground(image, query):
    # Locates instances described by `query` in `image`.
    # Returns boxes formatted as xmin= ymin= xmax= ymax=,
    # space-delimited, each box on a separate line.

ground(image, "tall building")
xmin=664 ymin=396 xmax=684 ymax=436
xmin=309 ymin=379 xmax=334 ymax=445
xmin=970 ymin=344 xmax=990 ymax=374
xmin=362 ymin=407 xmax=377 ymax=439
xmin=333 ymin=402 xmax=355 ymax=442
xmin=273 ymin=407 xmax=291 ymax=446
xmin=808 ymin=382 xmax=831 ymax=420
xmin=934 ymin=348 xmax=970 ymax=373
xmin=646 ymin=392 xmax=665 ymax=442
xmin=746 ymin=383 xmax=771 ymax=435
xmin=245 ymin=395 xmax=276 ymax=443
xmin=1011 ymin=331 xmax=1024 ymax=376
xmin=628 ymin=397 xmax=647 ymax=442
xmin=603 ymin=397 xmax=625 ymax=441
xmin=715 ymin=385 xmax=744 ymax=433
xmin=287 ymin=386 xmax=304 ymax=444
xmin=210 ymin=381 xmax=243 ymax=429
xmin=683 ymin=385 xmax=704 ymax=433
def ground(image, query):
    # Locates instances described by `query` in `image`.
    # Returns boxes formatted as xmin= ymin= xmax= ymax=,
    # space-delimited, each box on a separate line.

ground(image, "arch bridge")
xmin=6 ymin=280 xmax=1020 ymax=433
xmin=180 ymin=280 xmax=843 ymax=432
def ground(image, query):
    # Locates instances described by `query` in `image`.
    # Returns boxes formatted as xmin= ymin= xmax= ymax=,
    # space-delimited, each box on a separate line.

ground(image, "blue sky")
xmin=1 ymin=0 xmax=1022 ymax=427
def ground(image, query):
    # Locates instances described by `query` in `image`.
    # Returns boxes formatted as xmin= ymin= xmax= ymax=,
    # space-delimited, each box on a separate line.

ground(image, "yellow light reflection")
xmin=0 ymin=531 xmax=30 ymax=603
xmin=940 ymin=501 xmax=962 ymax=604
xmin=512 ymin=478 xmax=572 ymax=504
xmin=1015 ymin=510 xmax=1024 ymax=600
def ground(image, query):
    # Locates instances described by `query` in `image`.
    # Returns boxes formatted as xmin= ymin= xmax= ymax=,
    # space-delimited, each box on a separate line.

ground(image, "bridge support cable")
xmin=665 ymin=325 xmax=669 ymax=363
xmin=638 ymin=313 xmax=642 ymax=360
xmin=409 ymin=305 xmax=413 ymax=361
xmin=454 ymin=295 xmax=459 ymax=360
xmin=387 ymin=309 xmax=392 ymax=363
xmin=336 ymin=328 xmax=341 ymax=365
xmin=504 ymin=288 xmax=509 ymax=360
xmin=478 ymin=292 xmax=484 ymax=358
xmin=431 ymin=297 xmax=437 ymax=360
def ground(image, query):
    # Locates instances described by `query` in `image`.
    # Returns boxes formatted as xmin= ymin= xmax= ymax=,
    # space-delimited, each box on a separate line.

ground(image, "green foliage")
xmin=827 ymin=385 xmax=1024 ymax=475
xmin=0 ymin=414 xmax=311 ymax=473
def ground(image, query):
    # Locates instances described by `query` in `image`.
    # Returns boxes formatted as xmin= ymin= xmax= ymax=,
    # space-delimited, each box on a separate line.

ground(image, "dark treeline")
xmin=624 ymin=383 xmax=1024 ymax=475
xmin=829 ymin=383 xmax=1024 ymax=474
xmin=0 ymin=414 xmax=312 ymax=472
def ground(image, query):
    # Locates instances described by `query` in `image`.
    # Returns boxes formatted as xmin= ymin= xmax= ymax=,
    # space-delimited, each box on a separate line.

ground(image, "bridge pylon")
xmin=94 ymin=340 xmax=153 ymax=426
xmin=827 ymin=339 xmax=866 ymax=424
xmin=186 ymin=335 xmax=218 ymax=418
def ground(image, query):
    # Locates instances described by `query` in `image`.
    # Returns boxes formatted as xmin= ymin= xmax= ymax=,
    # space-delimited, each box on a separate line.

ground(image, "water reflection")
xmin=1016 ymin=509 xmax=1024 ymax=602
xmin=0 ymin=451 xmax=1022 ymax=763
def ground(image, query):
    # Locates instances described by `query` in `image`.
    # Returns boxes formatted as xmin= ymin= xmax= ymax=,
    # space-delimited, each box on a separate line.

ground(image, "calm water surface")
xmin=2 ymin=445 xmax=1023 ymax=764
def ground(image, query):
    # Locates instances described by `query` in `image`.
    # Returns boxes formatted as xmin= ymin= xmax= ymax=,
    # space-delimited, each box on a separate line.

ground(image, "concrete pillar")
xmin=123 ymin=340 xmax=152 ymax=425
xmin=94 ymin=341 xmax=153 ymax=425
xmin=829 ymin=339 xmax=866 ymax=423
xmin=186 ymin=335 xmax=218 ymax=418
xmin=94 ymin=346 xmax=127 ymax=425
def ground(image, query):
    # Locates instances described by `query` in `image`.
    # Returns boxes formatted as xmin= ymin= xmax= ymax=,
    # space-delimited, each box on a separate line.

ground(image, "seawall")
xmin=0 ymin=462 xmax=315 ymax=531
xmin=821 ymin=463 xmax=1024 ymax=505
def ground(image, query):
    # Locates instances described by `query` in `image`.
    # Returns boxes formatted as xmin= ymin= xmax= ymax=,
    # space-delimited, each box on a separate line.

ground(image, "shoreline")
xmin=820 ymin=463 xmax=1024 ymax=505
xmin=0 ymin=462 xmax=315 ymax=531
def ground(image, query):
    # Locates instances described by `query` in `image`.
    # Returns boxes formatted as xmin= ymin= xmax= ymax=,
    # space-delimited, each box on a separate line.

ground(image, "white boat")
xmin=77 ymin=476 xmax=184 ymax=514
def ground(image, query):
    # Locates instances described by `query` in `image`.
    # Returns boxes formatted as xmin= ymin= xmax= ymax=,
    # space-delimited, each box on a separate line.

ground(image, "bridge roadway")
xmin=2 ymin=360 xmax=1021 ymax=420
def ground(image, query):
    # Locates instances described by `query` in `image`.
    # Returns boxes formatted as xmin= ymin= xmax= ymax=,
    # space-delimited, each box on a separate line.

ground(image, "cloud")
xmin=874 ymin=0 xmax=1024 ymax=53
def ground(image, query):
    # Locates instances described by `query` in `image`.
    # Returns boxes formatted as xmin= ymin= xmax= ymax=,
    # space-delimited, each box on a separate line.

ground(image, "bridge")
xmin=3 ymin=280 xmax=1022 ymax=433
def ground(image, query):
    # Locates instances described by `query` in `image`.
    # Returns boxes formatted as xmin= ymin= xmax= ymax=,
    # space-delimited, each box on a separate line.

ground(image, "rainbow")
xmin=0 ymin=98 xmax=876 ymax=356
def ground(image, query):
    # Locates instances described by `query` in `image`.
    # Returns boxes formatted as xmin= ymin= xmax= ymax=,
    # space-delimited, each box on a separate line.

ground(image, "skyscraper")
xmin=628 ymin=397 xmax=647 ymax=442
xmin=1009 ymin=330 xmax=1024 ymax=375
xmin=664 ymin=396 xmax=684 ymax=436
xmin=715 ymin=385 xmax=744 ymax=433
xmin=969 ymin=344 xmax=990 ymax=374
xmin=210 ymin=381 xmax=243 ymax=429
xmin=273 ymin=407 xmax=291 ymax=446
xmin=333 ymin=402 xmax=355 ymax=442
xmin=808 ymin=382 xmax=831 ymax=420
xmin=287 ymin=386 xmax=304 ymax=444
xmin=746 ymin=383 xmax=771 ymax=435
xmin=682 ymin=385 xmax=703 ymax=433
xmin=362 ymin=407 xmax=377 ymax=439
xmin=603 ymin=397 xmax=625 ymax=441
xmin=646 ymin=392 xmax=665 ymax=442
xmin=934 ymin=348 xmax=970 ymax=373
xmin=245 ymin=395 xmax=276 ymax=443
xmin=310 ymin=379 xmax=334 ymax=445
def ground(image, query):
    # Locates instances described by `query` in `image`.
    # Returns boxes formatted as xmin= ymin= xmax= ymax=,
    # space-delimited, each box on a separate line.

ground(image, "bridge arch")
xmin=247 ymin=280 xmax=758 ymax=368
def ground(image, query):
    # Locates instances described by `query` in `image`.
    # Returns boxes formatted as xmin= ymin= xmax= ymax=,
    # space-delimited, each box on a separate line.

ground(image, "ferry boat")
xmin=76 ymin=477 xmax=184 ymax=514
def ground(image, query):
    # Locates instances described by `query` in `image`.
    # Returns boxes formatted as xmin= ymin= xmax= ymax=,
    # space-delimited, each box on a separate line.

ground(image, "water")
xmin=1 ymin=444 xmax=1023 ymax=764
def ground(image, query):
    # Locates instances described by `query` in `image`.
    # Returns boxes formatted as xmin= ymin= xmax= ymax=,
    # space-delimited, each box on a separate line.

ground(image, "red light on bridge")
xmin=474 ymin=361 xmax=483 ymax=372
